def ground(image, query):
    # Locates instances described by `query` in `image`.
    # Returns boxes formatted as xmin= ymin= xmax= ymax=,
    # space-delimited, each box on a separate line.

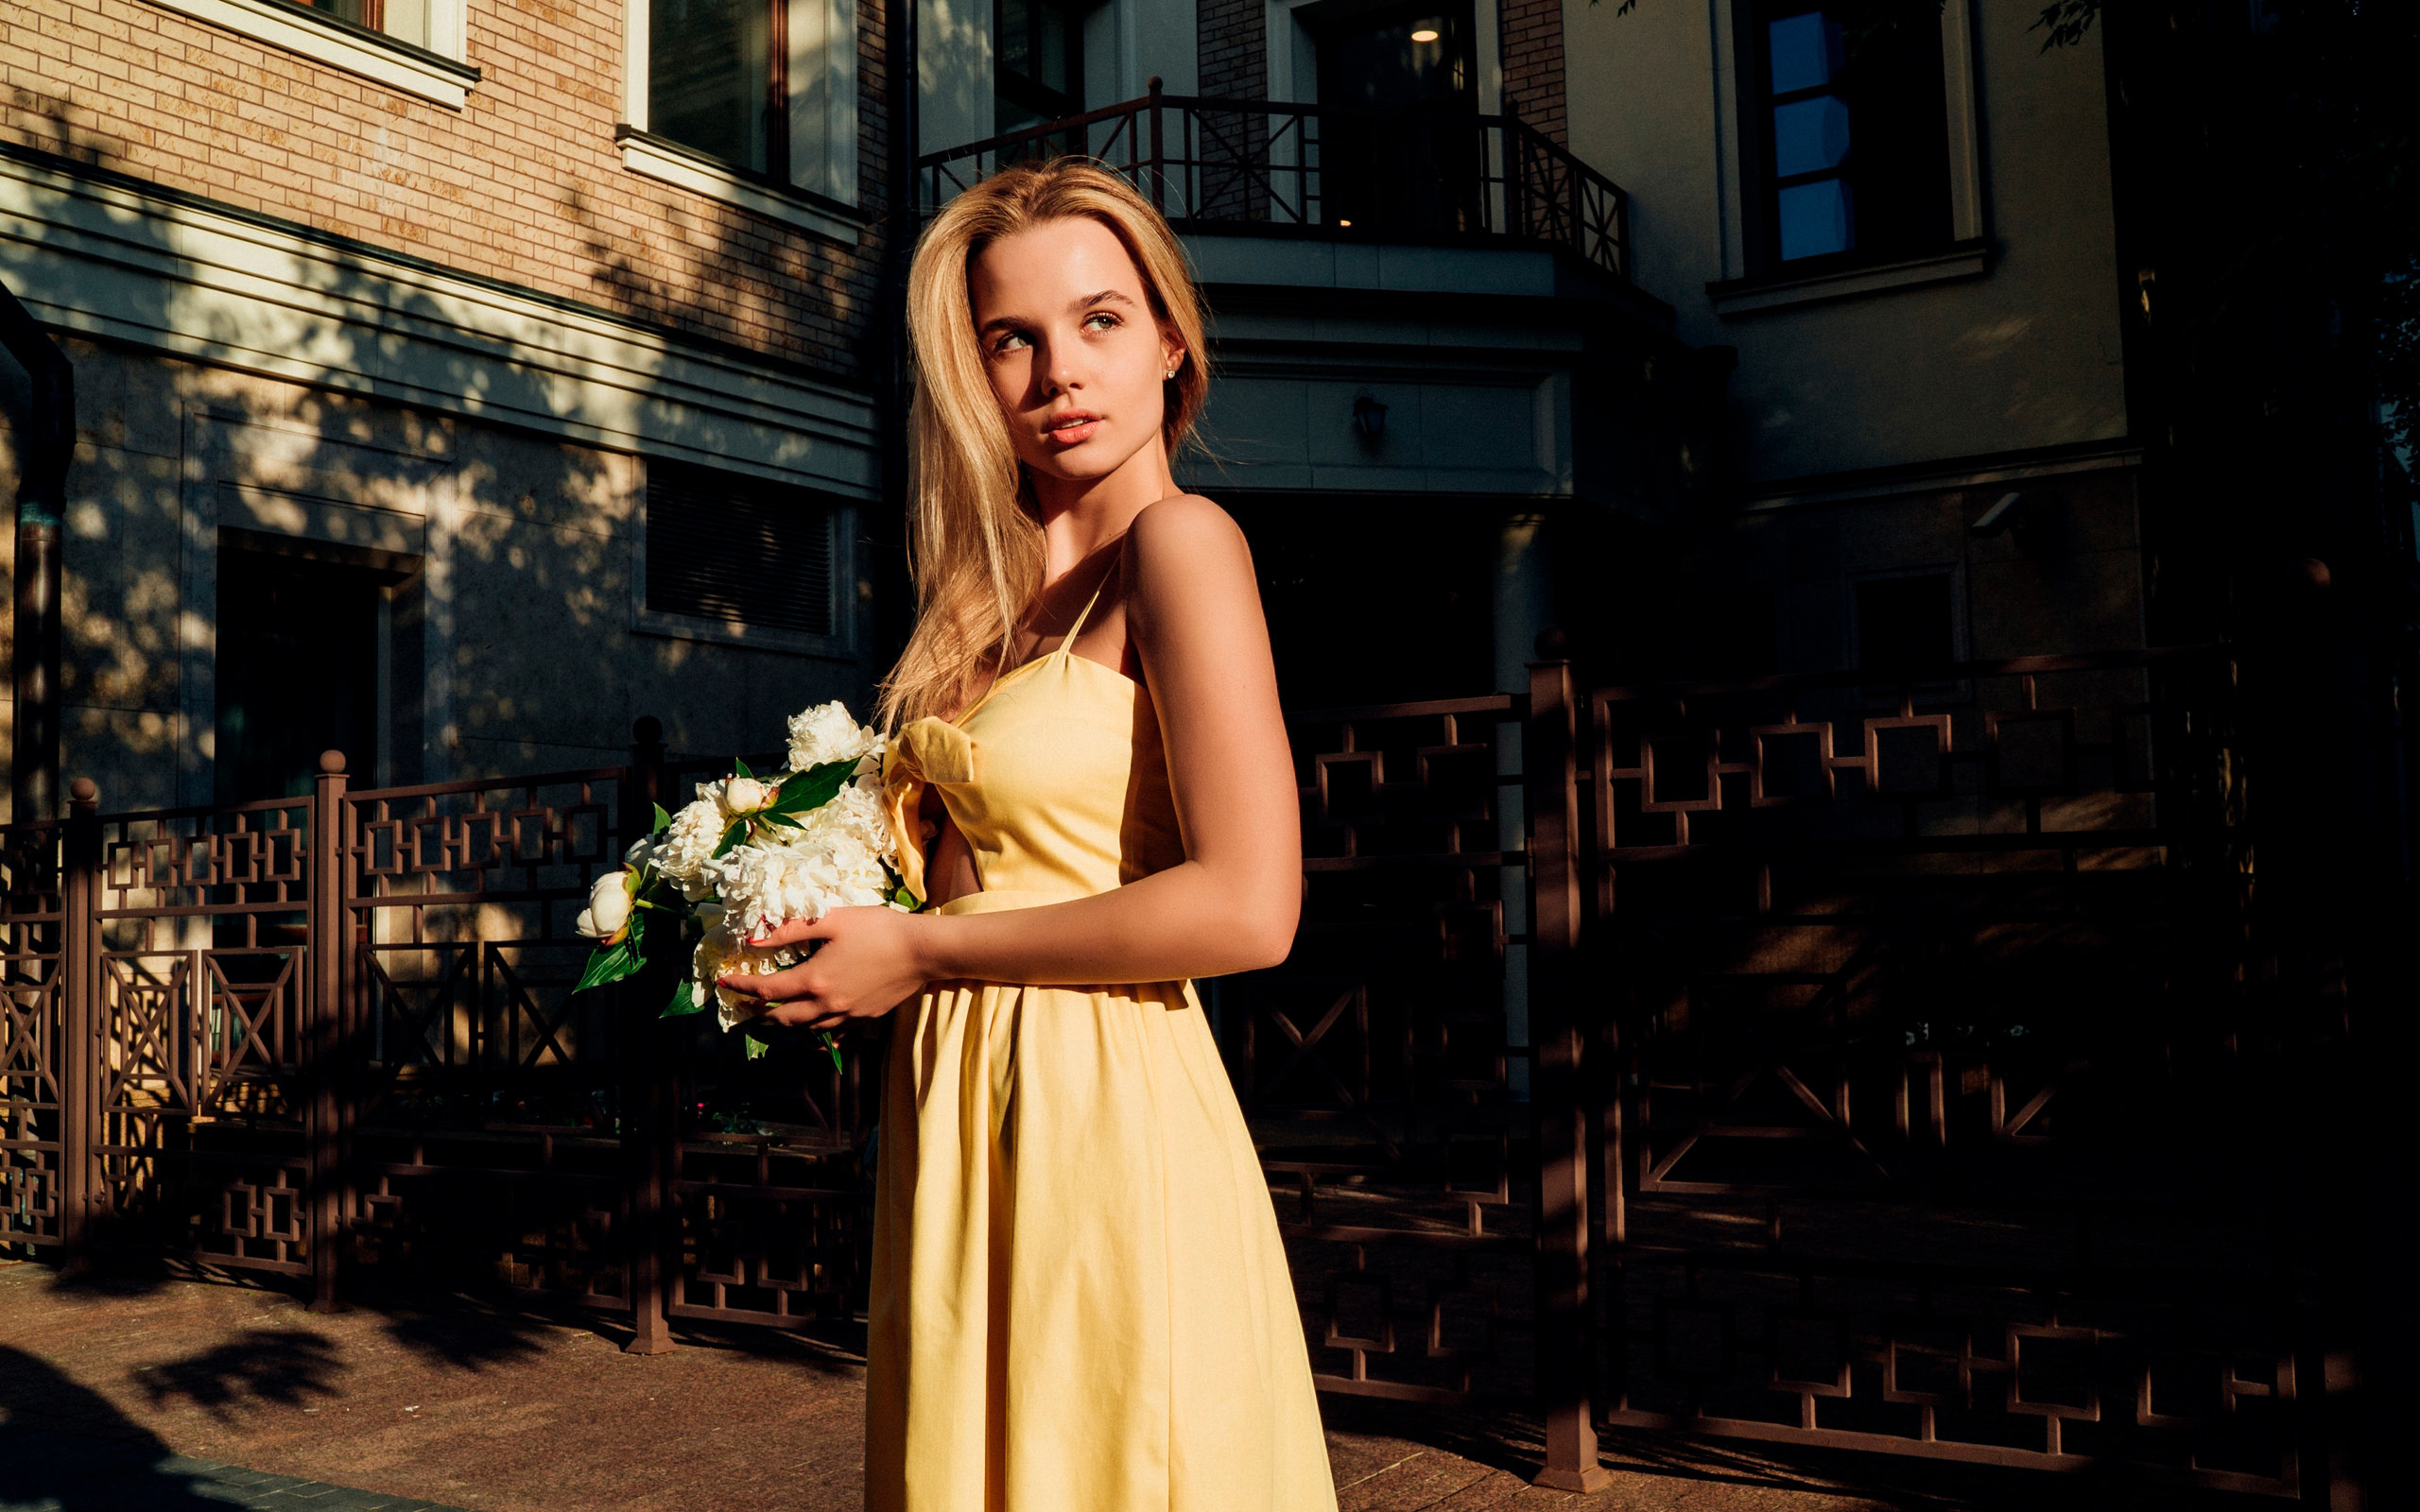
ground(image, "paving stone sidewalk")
xmin=0 ymin=1260 xmax=2253 ymax=1512
xmin=1 ymin=1426 xmax=475 ymax=1512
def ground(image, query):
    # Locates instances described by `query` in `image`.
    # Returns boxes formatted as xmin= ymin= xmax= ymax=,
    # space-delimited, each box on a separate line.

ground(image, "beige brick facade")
xmin=5 ymin=0 xmax=890 ymax=372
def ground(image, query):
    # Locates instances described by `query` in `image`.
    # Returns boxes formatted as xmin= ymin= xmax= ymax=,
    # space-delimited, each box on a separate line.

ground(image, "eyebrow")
xmin=977 ymin=288 xmax=1139 ymax=337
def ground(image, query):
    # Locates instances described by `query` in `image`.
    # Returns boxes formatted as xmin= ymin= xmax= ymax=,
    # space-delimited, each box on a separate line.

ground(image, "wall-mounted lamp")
xmin=1410 ymin=27 xmax=1441 ymax=43
xmin=1970 ymin=490 xmax=2026 ymax=539
xmin=1351 ymin=395 xmax=1389 ymax=438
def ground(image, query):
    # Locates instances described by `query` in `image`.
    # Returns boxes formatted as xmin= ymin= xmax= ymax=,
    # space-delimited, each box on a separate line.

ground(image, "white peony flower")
xmin=575 ymin=869 xmax=636 ymax=942
xmin=653 ymin=788 xmax=733 ymax=902
xmin=723 ymin=776 xmax=774 ymax=814
xmin=786 ymin=701 xmax=882 ymax=774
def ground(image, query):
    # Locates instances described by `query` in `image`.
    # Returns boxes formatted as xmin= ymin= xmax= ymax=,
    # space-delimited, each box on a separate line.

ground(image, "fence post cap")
xmin=633 ymin=715 xmax=665 ymax=744
xmin=1534 ymin=627 xmax=1570 ymax=659
xmin=319 ymin=750 xmax=347 ymax=775
xmin=67 ymin=777 xmax=96 ymax=804
xmin=1148 ymin=75 xmax=1163 ymax=94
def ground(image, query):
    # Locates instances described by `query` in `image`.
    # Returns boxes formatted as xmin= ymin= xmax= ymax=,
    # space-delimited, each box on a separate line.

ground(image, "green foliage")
xmin=573 ymin=934 xmax=643 ymax=995
xmin=662 ymin=979 xmax=706 ymax=1018
xmin=651 ymin=802 xmax=672 ymax=833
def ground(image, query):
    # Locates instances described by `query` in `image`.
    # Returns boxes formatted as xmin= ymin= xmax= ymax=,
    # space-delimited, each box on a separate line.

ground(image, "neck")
xmin=1028 ymin=438 xmax=1178 ymax=580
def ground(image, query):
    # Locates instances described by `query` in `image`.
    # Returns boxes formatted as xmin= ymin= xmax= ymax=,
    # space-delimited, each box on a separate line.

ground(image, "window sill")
xmin=150 ymin=0 xmax=478 ymax=110
xmin=633 ymin=606 xmax=855 ymax=660
xmin=1708 ymin=240 xmax=1990 ymax=318
xmin=614 ymin=129 xmax=865 ymax=246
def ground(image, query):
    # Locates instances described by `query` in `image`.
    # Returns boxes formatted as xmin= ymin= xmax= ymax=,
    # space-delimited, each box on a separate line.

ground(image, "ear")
xmin=1161 ymin=329 xmax=1186 ymax=382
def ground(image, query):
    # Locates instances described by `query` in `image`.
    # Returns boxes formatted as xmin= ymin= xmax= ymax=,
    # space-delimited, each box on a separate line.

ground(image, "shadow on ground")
xmin=0 ymin=1345 xmax=254 ymax=1510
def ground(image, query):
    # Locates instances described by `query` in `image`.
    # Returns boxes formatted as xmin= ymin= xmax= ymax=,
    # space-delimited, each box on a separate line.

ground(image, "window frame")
xmin=631 ymin=460 xmax=860 ymax=661
xmin=1709 ymin=0 xmax=1984 ymax=311
xmin=620 ymin=0 xmax=865 ymax=242
xmin=150 ymin=0 xmax=477 ymax=109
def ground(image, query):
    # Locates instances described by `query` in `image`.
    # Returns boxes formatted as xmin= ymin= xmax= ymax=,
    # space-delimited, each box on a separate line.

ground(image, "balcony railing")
xmin=918 ymin=79 xmax=1631 ymax=281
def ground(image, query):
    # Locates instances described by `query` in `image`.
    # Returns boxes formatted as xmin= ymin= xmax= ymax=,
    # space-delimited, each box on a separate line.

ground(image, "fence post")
xmin=622 ymin=716 xmax=678 ymax=1355
xmin=57 ymin=777 xmax=97 ymax=1273
xmin=1526 ymin=655 xmax=1611 ymax=1492
xmin=307 ymin=750 xmax=348 ymax=1312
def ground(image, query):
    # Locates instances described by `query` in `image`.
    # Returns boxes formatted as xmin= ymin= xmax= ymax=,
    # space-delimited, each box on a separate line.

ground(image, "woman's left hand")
xmin=719 ymin=906 xmax=933 ymax=1031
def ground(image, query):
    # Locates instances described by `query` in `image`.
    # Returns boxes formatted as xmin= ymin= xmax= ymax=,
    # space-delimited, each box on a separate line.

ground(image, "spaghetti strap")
xmin=1054 ymin=580 xmax=1107 ymax=661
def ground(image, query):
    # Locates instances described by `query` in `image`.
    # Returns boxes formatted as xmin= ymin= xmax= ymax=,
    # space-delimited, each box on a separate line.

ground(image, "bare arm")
xmin=732 ymin=496 xmax=1300 ymax=1024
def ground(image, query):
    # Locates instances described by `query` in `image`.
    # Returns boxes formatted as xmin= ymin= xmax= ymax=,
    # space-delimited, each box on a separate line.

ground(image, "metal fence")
xmin=917 ymin=81 xmax=1631 ymax=281
xmin=0 ymin=648 xmax=2342 ymax=1496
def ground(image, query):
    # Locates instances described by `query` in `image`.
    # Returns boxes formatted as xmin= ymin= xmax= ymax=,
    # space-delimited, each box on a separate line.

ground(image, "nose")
xmin=1043 ymin=335 xmax=1085 ymax=396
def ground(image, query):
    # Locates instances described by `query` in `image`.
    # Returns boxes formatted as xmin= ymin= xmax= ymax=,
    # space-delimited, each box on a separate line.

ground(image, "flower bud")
xmin=576 ymin=869 xmax=635 ymax=942
xmin=723 ymin=776 xmax=774 ymax=814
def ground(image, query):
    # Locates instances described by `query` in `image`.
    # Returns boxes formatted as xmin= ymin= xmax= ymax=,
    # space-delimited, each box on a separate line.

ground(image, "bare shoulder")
xmin=1127 ymin=492 xmax=1248 ymax=562
xmin=1124 ymin=495 xmax=1261 ymax=632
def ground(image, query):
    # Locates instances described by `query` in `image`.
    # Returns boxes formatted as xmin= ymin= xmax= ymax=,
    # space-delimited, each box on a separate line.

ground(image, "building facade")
xmin=3 ymin=1 xmax=2141 ymax=798
xmin=2 ymin=0 xmax=900 ymax=815
xmin=911 ymin=0 xmax=2140 ymax=700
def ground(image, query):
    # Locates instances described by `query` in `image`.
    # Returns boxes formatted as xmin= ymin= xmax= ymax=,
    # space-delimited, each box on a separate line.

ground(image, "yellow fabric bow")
xmin=881 ymin=717 xmax=977 ymax=906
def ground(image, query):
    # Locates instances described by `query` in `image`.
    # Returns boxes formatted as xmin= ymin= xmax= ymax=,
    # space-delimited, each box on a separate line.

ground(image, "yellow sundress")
xmin=868 ymin=587 xmax=1338 ymax=1512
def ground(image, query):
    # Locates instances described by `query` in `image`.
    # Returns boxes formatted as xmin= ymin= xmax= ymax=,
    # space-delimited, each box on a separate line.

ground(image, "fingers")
xmin=747 ymin=912 xmax=841 ymax=949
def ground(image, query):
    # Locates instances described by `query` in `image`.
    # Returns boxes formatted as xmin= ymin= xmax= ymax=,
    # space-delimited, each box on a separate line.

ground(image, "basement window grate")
xmin=644 ymin=462 xmax=839 ymax=637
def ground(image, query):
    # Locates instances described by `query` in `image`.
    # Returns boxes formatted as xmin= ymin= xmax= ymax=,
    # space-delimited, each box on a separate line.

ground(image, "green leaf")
xmin=709 ymin=816 xmax=751 ymax=859
xmin=733 ymin=758 xmax=756 ymax=780
xmin=817 ymin=1030 xmax=844 ymax=1074
xmin=573 ymin=936 xmax=644 ymax=996
xmin=892 ymin=882 xmax=921 ymax=910
xmin=661 ymin=979 xmax=706 ymax=1018
xmin=744 ymin=1035 xmax=770 ymax=1061
xmin=768 ymin=760 xmax=853 ymax=816
xmin=651 ymin=802 xmax=673 ymax=834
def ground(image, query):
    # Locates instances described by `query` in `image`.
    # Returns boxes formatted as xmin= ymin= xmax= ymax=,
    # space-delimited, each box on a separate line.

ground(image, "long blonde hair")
xmin=877 ymin=159 xmax=1211 ymax=727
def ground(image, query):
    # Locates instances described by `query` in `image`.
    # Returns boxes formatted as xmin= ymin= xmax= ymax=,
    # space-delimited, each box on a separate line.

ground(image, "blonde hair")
xmin=877 ymin=159 xmax=1211 ymax=727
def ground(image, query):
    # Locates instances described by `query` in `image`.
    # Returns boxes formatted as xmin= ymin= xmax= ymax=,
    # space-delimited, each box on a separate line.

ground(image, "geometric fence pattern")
xmin=0 ymin=650 xmax=2325 ymax=1497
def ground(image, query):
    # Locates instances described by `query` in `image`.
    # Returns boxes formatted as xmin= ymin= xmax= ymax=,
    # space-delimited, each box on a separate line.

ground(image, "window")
xmin=638 ymin=462 xmax=852 ymax=653
xmin=1744 ymin=4 xmax=1950 ymax=267
xmin=300 ymin=0 xmax=432 ymax=49
xmin=995 ymin=0 xmax=1086 ymax=135
xmin=1854 ymin=572 xmax=1955 ymax=678
xmin=152 ymin=0 xmax=476 ymax=108
xmin=216 ymin=547 xmax=389 ymax=803
xmin=622 ymin=0 xmax=860 ymax=228
xmin=1312 ymin=1 xmax=1480 ymax=235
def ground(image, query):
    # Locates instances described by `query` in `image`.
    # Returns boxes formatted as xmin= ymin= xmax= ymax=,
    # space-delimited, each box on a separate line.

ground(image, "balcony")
xmin=918 ymin=81 xmax=1632 ymax=281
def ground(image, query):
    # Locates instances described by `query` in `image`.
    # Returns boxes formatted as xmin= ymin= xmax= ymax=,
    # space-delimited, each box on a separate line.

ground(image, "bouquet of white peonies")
xmin=572 ymin=701 xmax=916 ymax=1067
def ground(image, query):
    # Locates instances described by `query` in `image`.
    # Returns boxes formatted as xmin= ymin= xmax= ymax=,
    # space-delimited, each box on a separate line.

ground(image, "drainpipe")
xmin=0 ymin=281 xmax=72 ymax=824
xmin=871 ymin=0 xmax=920 ymax=674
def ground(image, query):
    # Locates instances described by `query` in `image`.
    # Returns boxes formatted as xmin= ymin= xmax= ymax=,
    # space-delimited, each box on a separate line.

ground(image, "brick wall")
xmin=1501 ymin=0 xmax=1566 ymax=144
xmin=1198 ymin=0 xmax=1265 ymax=100
xmin=3 ymin=0 xmax=890 ymax=374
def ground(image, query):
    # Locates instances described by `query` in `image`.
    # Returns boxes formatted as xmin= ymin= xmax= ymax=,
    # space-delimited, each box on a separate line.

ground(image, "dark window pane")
xmin=995 ymin=0 xmax=1084 ymax=131
xmin=1315 ymin=2 xmax=1481 ymax=235
xmin=216 ymin=551 xmax=382 ymax=803
xmin=1856 ymin=574 xmax=1955 ymax=677
xmin=1778 ymin=178 xmax=1854 ymax=260
xmin=651 ymin=0 xmax=771 ymax=173
xmin=646 ymin=463 xmax=838 ymax=637
xmin=1767 ymin=10 xmax=1841 ymax=94
xmin=1772 ymin=94 xmax=1850 ymax=177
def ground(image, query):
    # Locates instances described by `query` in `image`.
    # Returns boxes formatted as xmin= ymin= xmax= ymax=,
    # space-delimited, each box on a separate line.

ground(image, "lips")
xmin=1043 ymin=410 xmax=1101 ymax=447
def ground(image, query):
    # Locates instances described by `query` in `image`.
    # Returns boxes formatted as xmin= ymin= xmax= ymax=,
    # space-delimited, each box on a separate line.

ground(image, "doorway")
xmin=1311 ymin=0 xmax=1480 ymax=236
xmin=214 ymin=545 xmax=393 ymax=806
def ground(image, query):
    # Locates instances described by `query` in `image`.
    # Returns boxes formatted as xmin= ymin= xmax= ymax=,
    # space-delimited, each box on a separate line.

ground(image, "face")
xmin=966 ymin=215 xmax=1184 ymax=495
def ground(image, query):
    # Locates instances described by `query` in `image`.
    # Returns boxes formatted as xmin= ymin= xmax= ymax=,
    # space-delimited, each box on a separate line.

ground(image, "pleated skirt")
xmin=863 ymin=959 xmax=1338 ymax=1512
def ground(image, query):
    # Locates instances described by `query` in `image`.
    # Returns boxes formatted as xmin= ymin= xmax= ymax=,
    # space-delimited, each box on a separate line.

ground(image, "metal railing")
xmin=917 ymin=80 xmax=1632 ymax=281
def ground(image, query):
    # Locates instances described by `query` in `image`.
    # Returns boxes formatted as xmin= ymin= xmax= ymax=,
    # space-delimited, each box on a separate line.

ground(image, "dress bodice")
xmin=881 ymin=590 xmax=1183 ymax=917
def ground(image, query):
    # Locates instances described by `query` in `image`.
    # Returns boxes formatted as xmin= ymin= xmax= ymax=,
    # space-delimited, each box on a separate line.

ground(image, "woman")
xmin=717 ymin=161 xmax=1339 ymax=1512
